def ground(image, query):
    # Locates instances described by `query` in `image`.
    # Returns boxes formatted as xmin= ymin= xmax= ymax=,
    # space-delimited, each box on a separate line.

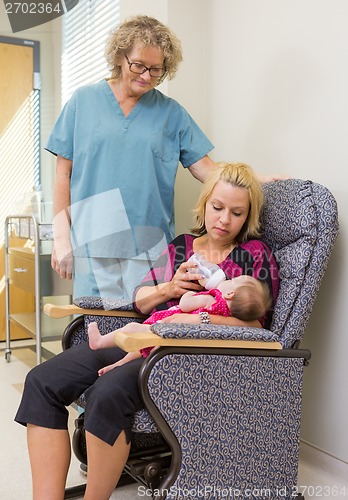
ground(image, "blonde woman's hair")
xmin=230 ymin=280 xmax=272 ymax=321
xmin=105 ymin=15 xmax=183 ymax=84
xmin=191 ymin=162 xmax=264 ymax=243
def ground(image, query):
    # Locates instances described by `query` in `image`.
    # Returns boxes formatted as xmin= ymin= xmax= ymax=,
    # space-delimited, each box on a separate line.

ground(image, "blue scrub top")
xmin=46 ymin=80 xmax=214 ymax=259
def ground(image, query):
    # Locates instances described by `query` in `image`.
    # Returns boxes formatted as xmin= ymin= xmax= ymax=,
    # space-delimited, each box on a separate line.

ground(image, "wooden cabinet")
xmin=5 ymin=215 xmax=73 ymax=364
xmin=8 ymin=247 xmax=36 ymax=292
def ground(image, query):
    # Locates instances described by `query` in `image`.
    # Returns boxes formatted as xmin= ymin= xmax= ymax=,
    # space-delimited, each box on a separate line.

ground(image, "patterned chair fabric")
xmin=66 ymin=179 xmax=338 ymax=498
xmin=261 ymin=180 xmax=338 ymax=347
xmin=143 ymin=351 xmax=305 ymax=499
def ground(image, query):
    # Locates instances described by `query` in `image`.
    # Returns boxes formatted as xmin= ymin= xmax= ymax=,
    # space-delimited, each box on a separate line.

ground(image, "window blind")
xmin=61 ymin=0 xmax=120 ymax=104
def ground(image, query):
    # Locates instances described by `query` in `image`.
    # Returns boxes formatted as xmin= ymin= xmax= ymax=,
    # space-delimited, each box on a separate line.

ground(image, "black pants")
xmin=15 ymin=343 xmax=145 ymax=445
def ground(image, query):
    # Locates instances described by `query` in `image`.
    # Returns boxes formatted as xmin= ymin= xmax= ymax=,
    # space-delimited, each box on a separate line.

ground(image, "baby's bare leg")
xmin=88 ymin=322 xmax=116 ymax=350
xmin=98 ymin=351 xmax=142 ymax=376
xmin=88 ymin=321 xmax=150 ymax=351
xmin=118 ymin=322 xmax=150 ymax=333
xmin=98 ymin=361 xmax=121 ymax=376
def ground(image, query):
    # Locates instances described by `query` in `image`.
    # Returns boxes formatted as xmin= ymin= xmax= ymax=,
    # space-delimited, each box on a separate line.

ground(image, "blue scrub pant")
xmin=73 ymin=256 xmax=153 ymax=300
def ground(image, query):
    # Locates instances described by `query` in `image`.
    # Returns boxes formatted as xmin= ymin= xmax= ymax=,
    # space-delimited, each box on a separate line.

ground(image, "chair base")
xmin=125 ymin=451 xmax=171 ymax=490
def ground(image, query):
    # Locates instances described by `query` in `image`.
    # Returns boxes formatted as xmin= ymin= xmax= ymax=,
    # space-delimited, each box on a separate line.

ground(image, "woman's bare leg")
xmin=27 ymin=424 xmax=71 ymax=500
xmin=84 ymin=430 xmax=131 ymax=500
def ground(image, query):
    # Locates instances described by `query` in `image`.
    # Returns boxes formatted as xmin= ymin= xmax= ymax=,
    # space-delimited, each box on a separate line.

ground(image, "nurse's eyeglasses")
xmin=125 ymin=54 xmax=166 ymax=78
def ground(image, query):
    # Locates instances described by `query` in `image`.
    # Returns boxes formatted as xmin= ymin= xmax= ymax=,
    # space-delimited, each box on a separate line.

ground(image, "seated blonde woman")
xmin=15 ymin=162 xmax=279 ymax=499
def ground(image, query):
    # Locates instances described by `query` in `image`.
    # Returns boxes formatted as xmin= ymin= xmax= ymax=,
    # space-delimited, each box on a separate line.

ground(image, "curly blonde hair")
xmin=191 ymin=162 xmax=264 ymax=243
xmin=105 ymin=15 xmax=183 ymax=84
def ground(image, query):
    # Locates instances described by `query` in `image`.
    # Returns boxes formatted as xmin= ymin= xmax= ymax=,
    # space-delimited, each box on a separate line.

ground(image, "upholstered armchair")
xmin=45 ymin=179 xmax=339 ymax=500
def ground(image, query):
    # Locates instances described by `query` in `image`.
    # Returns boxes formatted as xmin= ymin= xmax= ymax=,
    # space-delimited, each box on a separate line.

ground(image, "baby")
xmin=88 ymin=275 xmax=272 ymax=376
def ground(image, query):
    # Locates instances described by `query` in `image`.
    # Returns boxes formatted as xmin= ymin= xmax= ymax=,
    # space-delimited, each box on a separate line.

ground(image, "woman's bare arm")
xmin=158 ymin=312 xmax=261 ymax=328
xmin=135 ymin=262 xmax=203 ymax=315
xmin=188 ymin=155 xmax=217 ymax=182
xmin=51 ymin=155 xmax=73 ymax=279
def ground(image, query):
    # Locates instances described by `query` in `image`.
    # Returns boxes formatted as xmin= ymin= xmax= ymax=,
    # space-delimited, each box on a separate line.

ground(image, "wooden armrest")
xmin=113 ymin=329 xmax=283 ymax=352
xmin=43 ymin=303 xmax=147 ymax=320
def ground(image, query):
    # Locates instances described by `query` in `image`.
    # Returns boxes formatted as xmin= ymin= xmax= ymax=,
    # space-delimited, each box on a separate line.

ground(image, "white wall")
xmin=1 ymin=0 xmax=347 ymax=463
xmin=204 ymin=0 xmax=347 ymax=462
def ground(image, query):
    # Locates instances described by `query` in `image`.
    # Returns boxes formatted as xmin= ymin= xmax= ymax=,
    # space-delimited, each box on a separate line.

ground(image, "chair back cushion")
xmin=260 ymin=179 xmax=338 ymax=347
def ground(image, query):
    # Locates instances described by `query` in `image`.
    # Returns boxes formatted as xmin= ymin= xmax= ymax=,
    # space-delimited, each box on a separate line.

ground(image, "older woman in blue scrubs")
xmin=47 ymin=15 xmax=216 ymax=300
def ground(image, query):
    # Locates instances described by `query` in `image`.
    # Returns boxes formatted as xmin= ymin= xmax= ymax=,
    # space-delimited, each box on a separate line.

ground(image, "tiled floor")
xmin=0 ymin=339 xmax=347 ymax=499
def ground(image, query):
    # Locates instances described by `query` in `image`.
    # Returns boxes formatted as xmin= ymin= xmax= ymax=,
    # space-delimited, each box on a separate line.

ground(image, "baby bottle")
xmin=188 ymin=252 xmax=226 ymax=290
